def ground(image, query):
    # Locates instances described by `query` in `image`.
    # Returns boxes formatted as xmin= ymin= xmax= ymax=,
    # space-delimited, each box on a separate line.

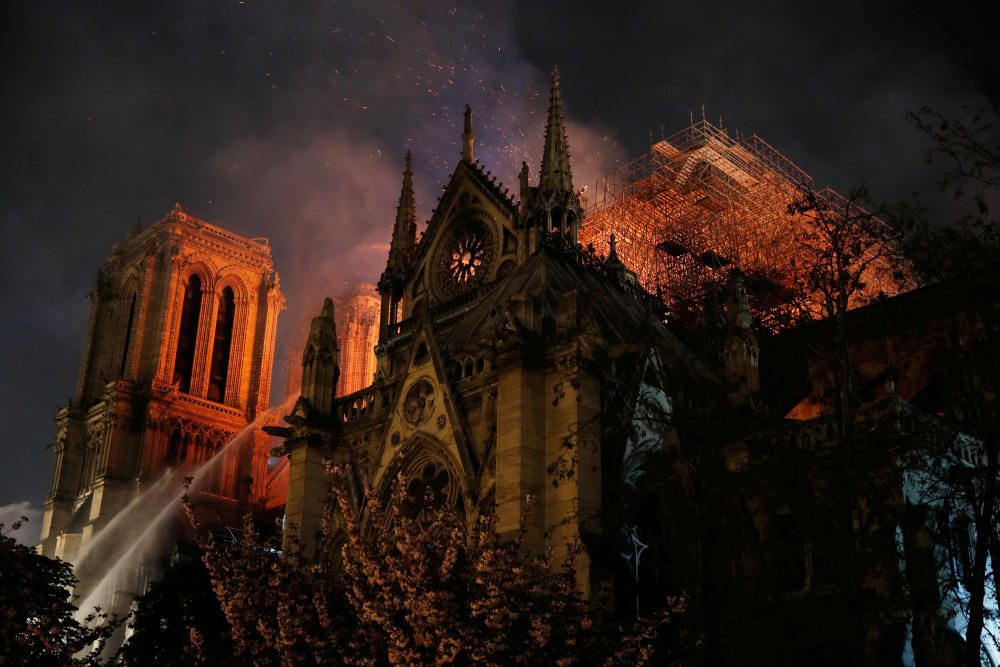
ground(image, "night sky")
xmin=1 ymin=0 xmax=990 ymax=542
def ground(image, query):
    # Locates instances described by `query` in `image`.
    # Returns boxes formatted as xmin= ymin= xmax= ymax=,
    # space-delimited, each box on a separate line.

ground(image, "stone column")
xmin=74 ymin=289 xmax=101 ymax=404
xmin=125 ymin=252 xmax=155 ymax=379
xmin=255 ymin=284 xmax=283 ymax=413
xmin=190 ymin=285 xmax=218 ymax=398
xmin=544 ymin=352 xmax=601 ymax=592
xmin=284 ymin=442 xmax=330 ymax=558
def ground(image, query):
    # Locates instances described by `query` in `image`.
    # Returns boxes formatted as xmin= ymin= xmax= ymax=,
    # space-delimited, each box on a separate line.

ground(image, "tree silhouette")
xmin=183 ymin=466 xmax=691 ymax=666
xmin=0 ymin=519 xmax=118 ymax=666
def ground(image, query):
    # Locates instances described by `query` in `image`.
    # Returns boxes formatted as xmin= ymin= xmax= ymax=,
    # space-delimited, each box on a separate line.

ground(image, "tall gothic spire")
xmin=379 ymin=152 xmax=416 ymax=340
xmin=387 ymin=151 xmax=417 ymax=274
xmin=517 ymin=67 xmax=582 ymax=259
xmin=538 ymin=67 xmax=573 ymax=194
xmin=462 ymin=105 xmax=475 ymax=163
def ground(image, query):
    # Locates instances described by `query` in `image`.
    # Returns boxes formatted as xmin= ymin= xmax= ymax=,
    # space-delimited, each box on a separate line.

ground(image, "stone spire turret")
xmin=607 ymin=232 xmax=622 ymax=266
xmin=539 ymin=67 xmax=574 ymax=195
xmin=300 ymin=297 xmax=339 ymax=416
xmin=378 ymin=153 xmax=418 ymax=341
xmin=462 ymin=105 xmax=475 ymax=163
xmin=386 ymin=151 xmax=417 ymax=276
xmin=518 ymin=67 xmax=583 ymax=258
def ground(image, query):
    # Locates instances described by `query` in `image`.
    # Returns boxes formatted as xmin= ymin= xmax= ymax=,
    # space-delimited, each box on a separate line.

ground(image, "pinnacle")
xmin=387 ymin=151 xmax=418 ymax=273
xmin=320 ymin=297 xmax=335 ymax=320
xmin=395 ymin=152 xmax=416 ymax=231
xmin=539 ymin=67 xmax=573 ymax=195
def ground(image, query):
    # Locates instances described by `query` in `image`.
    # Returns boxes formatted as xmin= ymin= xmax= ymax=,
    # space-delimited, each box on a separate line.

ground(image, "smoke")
xmin=209 ymin=129 xmax=404 ymax=318
xmin=198 ymin=1 xmax=625 ymax=390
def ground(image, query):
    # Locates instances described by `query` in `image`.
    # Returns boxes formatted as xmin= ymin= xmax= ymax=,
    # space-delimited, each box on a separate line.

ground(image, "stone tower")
xmin=39 ymin=204 xmax=284 ymax=561
xmin=335 ymin=284 xmax=380 ymax=397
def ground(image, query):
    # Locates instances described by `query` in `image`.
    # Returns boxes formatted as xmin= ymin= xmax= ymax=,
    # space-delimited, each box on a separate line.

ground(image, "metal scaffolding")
xmin=581 ymin=119 xmax=905 ymax=330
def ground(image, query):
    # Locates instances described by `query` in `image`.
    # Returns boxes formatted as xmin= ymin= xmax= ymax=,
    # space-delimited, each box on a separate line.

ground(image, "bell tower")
xmin=39 ymin=204 xmax=284 ymax=560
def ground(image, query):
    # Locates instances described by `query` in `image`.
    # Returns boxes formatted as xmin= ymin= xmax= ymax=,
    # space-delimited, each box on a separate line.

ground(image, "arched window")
xmin=119 ymin=293 xmax=137 ymax=378
xmin=207 ymin=286 xmax=235 ymax=402
xmin=172 ymin=275 xmax=202 ymax=393
xmin=405 ymin=461 xmax=452 ymax=515
xmin=534 ymin=210 xmax=548 ymax=231
xmin=550 ymin=206 xmax=563 ymax=234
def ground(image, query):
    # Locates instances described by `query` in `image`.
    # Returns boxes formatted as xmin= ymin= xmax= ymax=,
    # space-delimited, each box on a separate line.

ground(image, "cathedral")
xmin=269 ymin=70 xmax=999 ymax=663
xmin=269 ymin=70 xmax=716 ymax=587
xmin=37 ymin=67 xmax=998 ymax=663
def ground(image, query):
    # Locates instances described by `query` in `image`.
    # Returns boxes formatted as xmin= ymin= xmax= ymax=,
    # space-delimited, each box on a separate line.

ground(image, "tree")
xmin=0 ymin=518 xmax=118 ymax=666
xmin=783 ymin=187 xmax=916 ymax=664
xmin=184 ymin=466 xmax=689 ymax=666
xmin=182 ymin=506 xmax=342 ymax=666
xmin=789 ymin=186 xmax=910 ymax=413
xmin=903 ymin=99 xmax=1000 ymax=667
xmin=907 ymin=99 xmax=1000 ymax=285
xmin=114 ymin=543 xmax=237 ymax=666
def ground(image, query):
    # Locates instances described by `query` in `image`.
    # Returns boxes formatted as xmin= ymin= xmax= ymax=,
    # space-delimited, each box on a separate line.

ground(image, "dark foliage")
xmin=114 ymin=543 xmax=237 ymax=666
xmin=0 ymin=519 xmax=117 ymax=666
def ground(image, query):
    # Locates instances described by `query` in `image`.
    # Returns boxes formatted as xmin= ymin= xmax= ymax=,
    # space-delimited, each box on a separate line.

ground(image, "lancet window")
xmin=119 ymin=293 xmax=136 ymax=378
xmin=172 ymin=275 xmax=202 ymax=392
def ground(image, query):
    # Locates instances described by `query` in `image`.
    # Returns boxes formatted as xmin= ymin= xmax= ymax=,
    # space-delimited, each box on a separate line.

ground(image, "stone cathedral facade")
xmin=34 ymin=68 xmax=999 ymax=661
xmin=39 ymin=204 xmax=284 ymax=561
xmin=273 ymin=71 xmax=723 ymax=589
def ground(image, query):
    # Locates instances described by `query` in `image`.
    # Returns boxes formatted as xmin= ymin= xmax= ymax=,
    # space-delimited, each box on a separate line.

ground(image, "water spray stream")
xmin=73 ymin=396 xmax=295 ymax=622
xmin=71 ymin=472 xmax=175 ymax=571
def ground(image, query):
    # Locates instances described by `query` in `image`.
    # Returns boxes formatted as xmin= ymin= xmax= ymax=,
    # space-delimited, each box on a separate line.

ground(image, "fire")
xmin=581 ymin=119 xmax=913 ymax=330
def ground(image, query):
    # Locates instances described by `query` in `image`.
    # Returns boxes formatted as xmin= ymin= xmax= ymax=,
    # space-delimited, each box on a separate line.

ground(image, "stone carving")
xmin=402 ymin=380 xmax=435 ymax=426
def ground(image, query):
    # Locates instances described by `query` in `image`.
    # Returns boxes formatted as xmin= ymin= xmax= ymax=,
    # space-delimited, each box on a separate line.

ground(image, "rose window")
xmin=403 ymin=380 xmax=435 ymax=426
xmin=435 ymin=220 xmax=495 ymax=298
xmin=449 ymin=231 xmax=486 ymax=284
